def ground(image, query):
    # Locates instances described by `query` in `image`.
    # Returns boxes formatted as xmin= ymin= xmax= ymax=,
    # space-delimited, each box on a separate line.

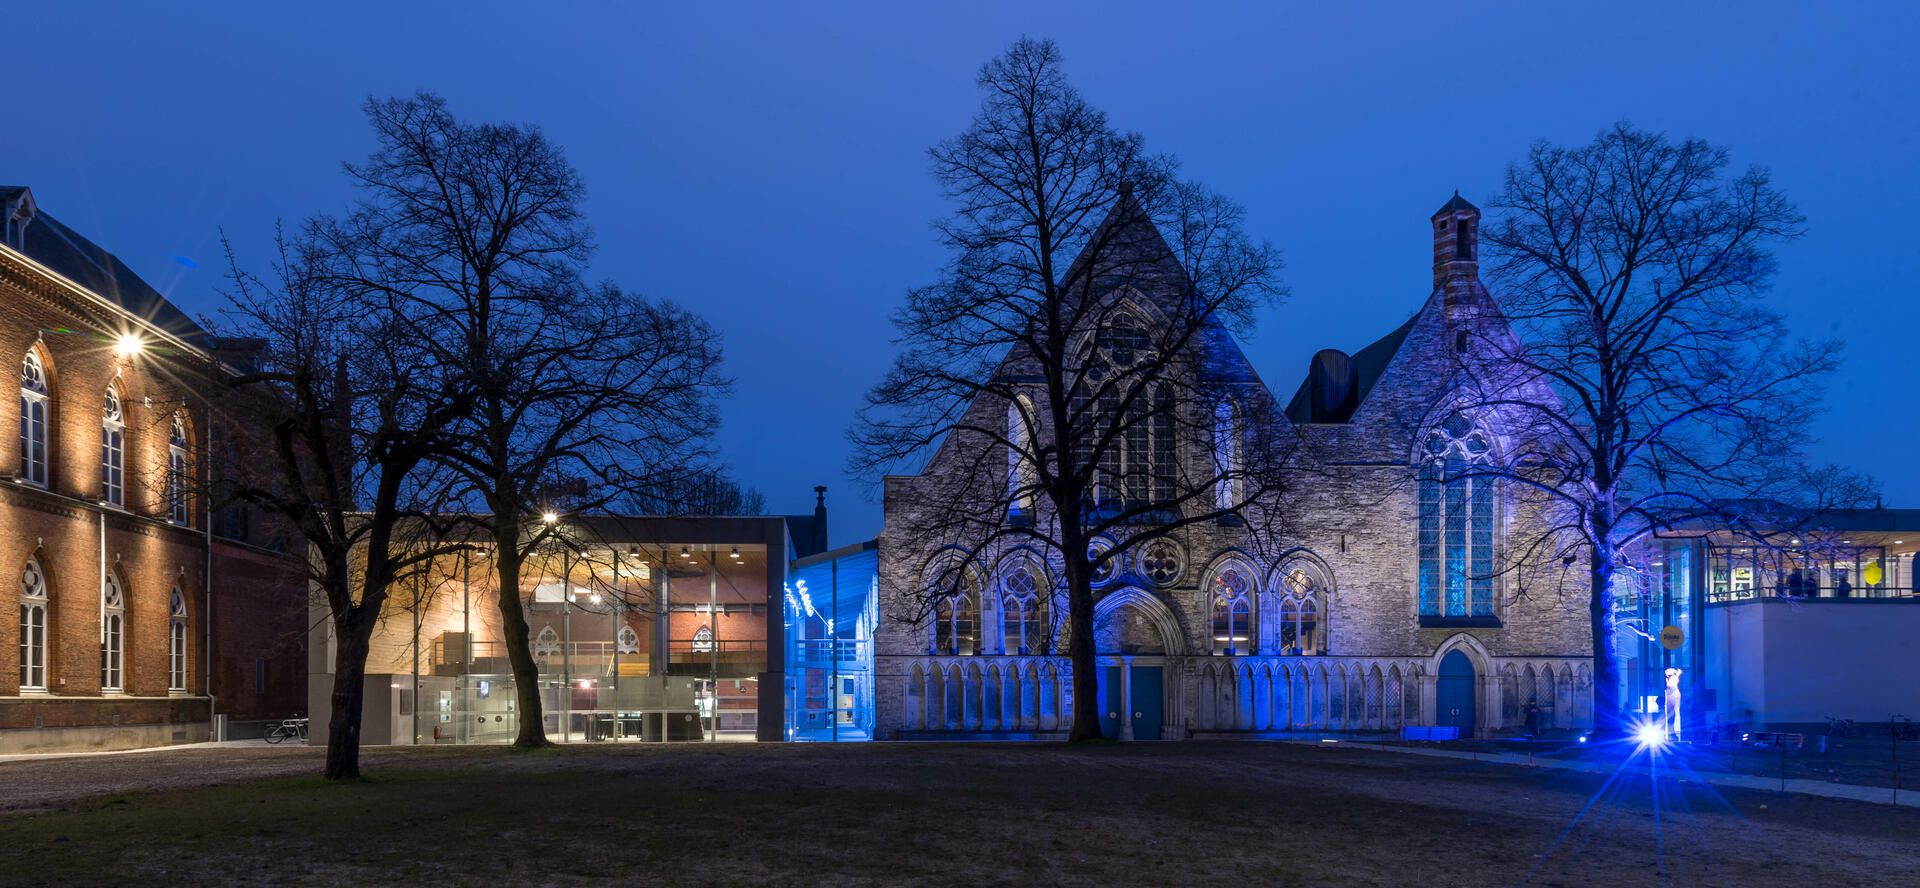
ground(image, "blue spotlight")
xmin=1633 ymin=719 xmax=1670 ymax=751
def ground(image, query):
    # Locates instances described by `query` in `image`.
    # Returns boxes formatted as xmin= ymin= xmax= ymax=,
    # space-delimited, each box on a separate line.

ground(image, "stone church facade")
xmin=873 ymin=194 xmax=1594 ymax=740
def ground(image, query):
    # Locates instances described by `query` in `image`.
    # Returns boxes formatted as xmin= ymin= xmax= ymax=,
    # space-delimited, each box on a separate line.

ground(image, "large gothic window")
xmin=998 ymin=560 xmax=1047 ymax=655
xmin=1077 ymin=309 xmax=1175 ymax=511
xmin=1213 ymin=400 xmax=1241 ymax=510
xmin=19 ymin=350 xmax=48 ymax=487
xmin=19 ymin=557 xmax=48 ymax=690
xmin=925 ymin=556 xmax=980 ymax=656
xmin=1007 ymin=395 xmax=1037 ymax=521
xmin=101 ymin=571 xmax=126 ymax=691
xmin=1418 ymin=413 xmax=1496 ymax=618
xmin=1209 ymin=561 xmax=1256 ymax=655
xmin=1277 ymin=567 xmax=1324 ymax=654
xmin=101 ymin=383 xmax=125 ymax=507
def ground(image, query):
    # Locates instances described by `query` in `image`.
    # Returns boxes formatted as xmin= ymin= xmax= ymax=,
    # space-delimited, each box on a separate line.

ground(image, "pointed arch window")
xmin=691 ymin=624 xmax=715 ymax=654
xmin=1278 ymin=567 xmax=1324 ymax=654
xmin=533 ymin=625 xmax=561 ymax=658
xmin=1417 ymin=413 xmax=1496 ymax=619
xmin=1213 ymin=400 xmax=1241 ymax=509
xmin=1209 ymin=562 xmax=1255 ymax=655
xmin=616 ymin=624 xmax=640 ymax=654
xmin=998 ymin=561 xmax=1046 ymax=655
xmin=1076 ymin=309 xmax=1175 ymax=511
xmin=924 ymin=556 xmax=979 ymax=656
xmin=1007 ymin=395 xmax=1038 ymax=522
xmin=19 ymin=350 xmax=48 ymax=487
xmin=19 ymin=557 xmax=48 ymax=690
xmin=101 ymin=571 xmax=125 ymax=691
xmin=168 ymin=416 xmax=190 ymax=525
xmin=168 ymin=588 xmax=189 ymax=692
xmin=101 ymin=383 xmax=125 ymax=507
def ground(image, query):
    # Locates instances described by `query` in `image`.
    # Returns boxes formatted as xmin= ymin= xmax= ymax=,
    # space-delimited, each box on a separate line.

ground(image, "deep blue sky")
xmin=5 ymin=2 xmax=1915 ymax=545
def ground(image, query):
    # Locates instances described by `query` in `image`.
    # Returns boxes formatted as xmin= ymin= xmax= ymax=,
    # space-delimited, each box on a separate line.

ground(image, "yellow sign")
xmin=1659 ymin=625 xmax=1684 ymax=651
xmin=1863 ymin=562 xmax=1884 ymax=586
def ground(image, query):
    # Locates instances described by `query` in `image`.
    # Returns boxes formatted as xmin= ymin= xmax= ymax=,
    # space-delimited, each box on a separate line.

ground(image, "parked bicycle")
xmin=1893 ymin=715 xmax=1918 ymax=742
xmin=265 ymin=716 xmax=309 ymax=744
xmin=1824 ymin=716 xmax=1862 ymax=739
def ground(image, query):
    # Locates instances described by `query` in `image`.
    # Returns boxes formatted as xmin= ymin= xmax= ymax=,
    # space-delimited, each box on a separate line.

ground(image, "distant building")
xmin=873 ymin=194 xmax=1594 ymax=740
xmin=0 ymin=185 xmax=307 ymax=753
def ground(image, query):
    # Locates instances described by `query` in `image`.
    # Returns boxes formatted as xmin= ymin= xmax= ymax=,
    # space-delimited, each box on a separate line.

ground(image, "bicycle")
xmin=1824 ymin=716 xmax=1862 ymax=740
xmin=1893 ymin=715 xmax=1918 ymax=742
xmin=265 ymin=716 xmax=309 ymax=744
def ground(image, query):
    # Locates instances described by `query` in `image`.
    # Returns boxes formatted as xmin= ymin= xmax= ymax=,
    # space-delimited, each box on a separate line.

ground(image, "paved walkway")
xmin=0 ymin=738 xmax=291 ymax=764
xmin=1318 ymin=739 xmax=1920 ymax=808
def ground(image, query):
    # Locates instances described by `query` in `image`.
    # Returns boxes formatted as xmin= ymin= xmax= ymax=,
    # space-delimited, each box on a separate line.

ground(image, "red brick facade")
xmin=0 ymin=207 xmax=306 ymax=751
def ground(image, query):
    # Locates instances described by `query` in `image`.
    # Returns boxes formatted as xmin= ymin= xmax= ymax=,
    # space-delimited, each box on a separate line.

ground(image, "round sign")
xmin=1863 ymin=562 xmax=1884 ymax=586
xmin=1659 ymin=625 xmax=1684 ymax=651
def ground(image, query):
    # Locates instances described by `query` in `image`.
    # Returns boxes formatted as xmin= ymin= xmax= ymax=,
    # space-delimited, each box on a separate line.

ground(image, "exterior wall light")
xmin=114 ymin=333 xmax=145 ymax=358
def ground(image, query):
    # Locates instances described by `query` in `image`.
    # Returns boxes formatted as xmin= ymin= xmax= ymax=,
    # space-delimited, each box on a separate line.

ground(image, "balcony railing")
xmin=1708 ymin=585 xmax=1917 ymax=604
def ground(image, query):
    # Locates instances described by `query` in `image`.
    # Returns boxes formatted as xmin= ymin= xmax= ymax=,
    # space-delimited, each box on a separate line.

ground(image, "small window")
xmin=255 ymin=657 xmax=267 ymax=694
xmin=1455 ymin=220 xmax=1472 ymax=259
xmin=169 ymin=589 xmax=189 ymax=692
xmin=1455 ymin=330 xmax=1470 ymax=354
xmin=101 ymin=572 xmax=126 ymax=691
xmin=691 ymin=624 xmax=715 ymax=654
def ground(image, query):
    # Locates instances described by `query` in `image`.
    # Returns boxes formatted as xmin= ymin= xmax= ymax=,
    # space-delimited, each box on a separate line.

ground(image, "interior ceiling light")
xmin=680 ymin=546 xmax=693 ymax=559
xmin=729 ymin=546 xmax=741 ymax=560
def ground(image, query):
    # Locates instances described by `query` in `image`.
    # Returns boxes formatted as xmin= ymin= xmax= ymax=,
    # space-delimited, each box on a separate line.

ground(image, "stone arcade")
xmin=873 ymin=194 xmax=1594 ymax=740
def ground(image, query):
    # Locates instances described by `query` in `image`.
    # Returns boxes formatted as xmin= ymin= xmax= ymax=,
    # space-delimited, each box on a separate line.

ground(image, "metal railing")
xmin=1707 ymin=585 xmax=1917 ymax=604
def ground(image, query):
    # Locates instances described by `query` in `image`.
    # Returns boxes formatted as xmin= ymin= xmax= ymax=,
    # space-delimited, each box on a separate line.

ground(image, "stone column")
xmin=1119 ymin=657 xmax=1134 ymax=741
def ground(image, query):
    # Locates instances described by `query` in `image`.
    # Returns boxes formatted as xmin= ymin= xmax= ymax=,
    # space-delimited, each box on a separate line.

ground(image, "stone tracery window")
xmin=998 ymin=560 xmax=1047 ymax=655
xmin=1086 ymin=538 xmax=1118 ymax=588
xmin=1007 ymin=395 xmax=1038 ymax=522
xmin=533 ymin=625 xmax=561 ymax=658
xmin=1076 ymin=308 xmax=1175 ymax=510
xmin=1417 ymin=412 xmax=1496 ymax=618
xmin=925 ymin=555 xmax=980 ymax=656
xmin=1277 ymin=567 xmax=1323 ymax=654
xmin=1209 ymin=562 xmax=1255 ymax=655
xmin=19 ymin=349 xmax=49 ymax=487
xmin=1140 ymin=538 xmax=1184 ymax=587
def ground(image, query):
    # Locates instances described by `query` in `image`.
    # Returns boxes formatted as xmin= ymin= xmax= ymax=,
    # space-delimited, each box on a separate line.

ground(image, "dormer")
xmin=3 ymin=186 xmax=36 ymax=251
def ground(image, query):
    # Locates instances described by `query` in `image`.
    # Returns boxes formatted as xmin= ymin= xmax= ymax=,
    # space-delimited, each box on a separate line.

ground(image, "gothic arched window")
xmin=925 ymin=556 xmax=980 ymax=656
xmin=1007 ymin=395 xmax=1037 ymax=521
xmin=19 ymin=349 xmax=49 ymax=487
xmin=1213 ymin=400 xmax=1241 ymax=509
xmin=168 ymin=588 xmax=189 ymax=692
xmin=1417 ymin=412 xmax=1496 ymax=618
xmin=691 ymin=625 xmax=715 ymax=653
xmin=1077 ymin=308 xmax=1175 ymax=510
xmin=101 ymin=571 xmax=126 ymax=691
xmin=18 ymin=557 xmax=48 ymax=690
xmin=168 ymin=415 xmax=190 ymax=525
xmin=101 ymin=383 xmax=125 ymax=507
xmin=1209 ymin=561 xmax=1255 ymax=655
xmin=1277 ymin=567 xmax=1324 ymax=654
xmin=998 ymin=560 xmax=1047 ymax=655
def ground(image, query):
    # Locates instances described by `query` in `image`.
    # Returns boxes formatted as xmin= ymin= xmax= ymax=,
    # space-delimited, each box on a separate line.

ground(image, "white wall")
xmin=1706 ymin=600 xmax=1920 ymax=726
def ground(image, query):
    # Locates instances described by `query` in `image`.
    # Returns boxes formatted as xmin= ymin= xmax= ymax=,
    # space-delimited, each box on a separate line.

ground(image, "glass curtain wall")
xmin=784 ymin=544 xmax=878 ymax=741
xmin=401 ymin=540 xmax=770 ymax=744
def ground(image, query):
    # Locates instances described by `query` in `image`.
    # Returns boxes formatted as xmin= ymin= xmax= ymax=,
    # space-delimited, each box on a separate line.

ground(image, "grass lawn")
xmin=2 ymin=740 xmax=1916 ymax=886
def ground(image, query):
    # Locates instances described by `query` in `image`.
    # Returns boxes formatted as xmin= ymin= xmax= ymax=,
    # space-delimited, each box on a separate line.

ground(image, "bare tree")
xmin=316 ymin=94 xmax=731 ymax=747
xmin=215 ymin=230 xmax=468 ymax=780
xmin=851 ymin=39 xmax=1287 ymax=741
xmin=1465 ymin=123 xmax=1868 ymax=737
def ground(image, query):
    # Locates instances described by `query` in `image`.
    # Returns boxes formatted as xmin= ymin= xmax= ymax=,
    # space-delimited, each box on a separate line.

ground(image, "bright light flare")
xmin=1633 ymin=719 xmax=1670 ymax=751
xmin=113 ymin=333 xmax=145 ymax=358
xmin=541 ymin=511 xmax=558 ymax=524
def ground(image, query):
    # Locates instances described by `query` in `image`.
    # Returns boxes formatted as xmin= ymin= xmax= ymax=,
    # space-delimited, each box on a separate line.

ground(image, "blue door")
xmin=1437 ymin=650 xmax=1476 ymax=736
xmin=1099 ymin=666 xmax=1122 ymax=738
xmin=1130 ymin=666 xmax=1163 ymax=740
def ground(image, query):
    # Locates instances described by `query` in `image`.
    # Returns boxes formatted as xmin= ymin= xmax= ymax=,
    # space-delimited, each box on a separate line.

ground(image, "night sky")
xmin=5 ymin=2 xmax=1914 ymax=545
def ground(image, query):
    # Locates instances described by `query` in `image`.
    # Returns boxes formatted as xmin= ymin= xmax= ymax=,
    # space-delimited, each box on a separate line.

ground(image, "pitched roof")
xmin=1284 ymin=309 xmax=1420 ymax=423
xmin=1431 ymin=191 xmax=1479 ymax=217
xmin=2 ymin=186 xmax=208 ymax=347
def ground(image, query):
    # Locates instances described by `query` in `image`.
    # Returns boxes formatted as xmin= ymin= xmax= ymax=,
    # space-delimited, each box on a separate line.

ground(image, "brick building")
xmin=1 ymin=186 xmax=306 ymax=753
xmin=873 ymin=193 xmax=1594 ymax=740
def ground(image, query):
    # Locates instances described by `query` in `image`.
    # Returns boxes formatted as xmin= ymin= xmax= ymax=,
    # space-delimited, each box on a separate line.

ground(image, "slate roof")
xmin=1 ymin=186 xmax=208 ymax=347
xmin=1283 ymin=309 xmax=1421 ymax=424
xmin=1432 ymin=191 xmax=1479 ymax=217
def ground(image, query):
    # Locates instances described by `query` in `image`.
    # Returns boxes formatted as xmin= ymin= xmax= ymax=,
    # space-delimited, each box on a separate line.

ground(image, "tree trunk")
xmin=1063 ymin=532 xmax=1102 ymax=742
xmin=493 ymin=546 xmax=551 ymax=748
xmin=323 ymin=614 xmax=373 ymax=780
xmin=1588 ymin=533 xmax=1625 ymax=740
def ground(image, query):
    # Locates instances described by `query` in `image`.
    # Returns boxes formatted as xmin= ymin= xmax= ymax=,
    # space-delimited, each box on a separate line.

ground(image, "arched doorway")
xmin=1437 ymin=650 xmax=1476 ymax=735
xmin=1092 ymin=588 xmax=1182 ymax=741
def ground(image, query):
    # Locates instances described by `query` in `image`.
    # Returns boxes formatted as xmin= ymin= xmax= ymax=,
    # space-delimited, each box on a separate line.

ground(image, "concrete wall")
xmin=1705 ymin=599 xmax=1920 ymax=726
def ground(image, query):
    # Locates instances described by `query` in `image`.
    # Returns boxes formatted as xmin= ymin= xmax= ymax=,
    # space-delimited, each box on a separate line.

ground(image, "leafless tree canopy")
xmin=851 ymin=39 xmax=1286 ymax=741
xmin=1463 ymin=122 xmax=1872 ymax=734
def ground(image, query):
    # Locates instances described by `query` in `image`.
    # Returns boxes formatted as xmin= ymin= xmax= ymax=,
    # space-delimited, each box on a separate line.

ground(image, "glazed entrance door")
xmin=1129 ymin=666 xmax=1163 ymax=740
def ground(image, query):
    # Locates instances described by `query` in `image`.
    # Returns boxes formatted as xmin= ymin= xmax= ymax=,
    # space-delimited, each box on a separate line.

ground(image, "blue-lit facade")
xmin=784 ymin=541 xmax=878 ymax=741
